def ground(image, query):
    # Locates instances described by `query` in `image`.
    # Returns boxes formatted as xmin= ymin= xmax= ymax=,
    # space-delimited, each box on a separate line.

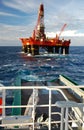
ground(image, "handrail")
xmin=59 ymin=75 xmax=84 ymax=100
xmin=0 ymin=85 xmax=84 ymax=130
xmin=0 ymin=85 xmax=84 ymax=90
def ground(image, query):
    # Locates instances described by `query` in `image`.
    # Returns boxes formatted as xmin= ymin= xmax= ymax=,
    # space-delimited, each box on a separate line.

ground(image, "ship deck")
xmin=0 ymin=75 xmax=84 ymax=130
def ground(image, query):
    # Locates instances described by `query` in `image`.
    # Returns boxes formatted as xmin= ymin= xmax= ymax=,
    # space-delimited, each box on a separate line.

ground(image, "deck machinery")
xmin=20 ymin=4 xmax=71 ymax=56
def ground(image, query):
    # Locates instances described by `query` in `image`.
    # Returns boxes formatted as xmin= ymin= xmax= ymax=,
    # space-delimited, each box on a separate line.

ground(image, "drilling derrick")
xmin=35 ymin=4 xmax=45 ymax=40
xmin=20 ymin=4 xmax=71 ymax=56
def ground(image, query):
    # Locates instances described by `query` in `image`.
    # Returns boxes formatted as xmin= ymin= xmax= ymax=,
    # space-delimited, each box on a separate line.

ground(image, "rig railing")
xmin=0 ymin=86 xmax=84 ymax=130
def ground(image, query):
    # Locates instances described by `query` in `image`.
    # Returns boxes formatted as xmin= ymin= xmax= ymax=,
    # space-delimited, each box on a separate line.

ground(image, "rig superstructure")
xmin=20 ymin=4 xmax=71 ymax=56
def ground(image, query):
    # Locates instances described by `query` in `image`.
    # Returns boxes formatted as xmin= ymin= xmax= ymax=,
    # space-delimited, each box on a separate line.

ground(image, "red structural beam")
xmin=20 ymin=38 xmax=70 ymax=47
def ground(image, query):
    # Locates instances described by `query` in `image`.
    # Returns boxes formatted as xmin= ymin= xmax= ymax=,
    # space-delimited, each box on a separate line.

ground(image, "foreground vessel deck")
xmin=0 ymin=75 xmax=84 ymax=130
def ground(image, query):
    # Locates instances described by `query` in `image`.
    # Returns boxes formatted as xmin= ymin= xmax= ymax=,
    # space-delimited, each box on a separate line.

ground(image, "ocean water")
xmin=0 ymin=46 xmax=84 ymax=86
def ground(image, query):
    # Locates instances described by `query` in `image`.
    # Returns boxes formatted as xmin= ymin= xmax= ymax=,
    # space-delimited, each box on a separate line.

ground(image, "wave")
xmin=0 ymin=46 xmax=84 ymax=85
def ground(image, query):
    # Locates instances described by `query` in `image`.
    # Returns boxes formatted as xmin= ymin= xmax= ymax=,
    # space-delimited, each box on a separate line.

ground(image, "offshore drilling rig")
xmin=20 ymin=4 xmax=71 ymax=56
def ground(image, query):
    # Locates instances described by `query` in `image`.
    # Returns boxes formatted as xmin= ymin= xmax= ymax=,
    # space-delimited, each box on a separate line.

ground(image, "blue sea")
xmin=0 ymin=46 xmax=84 ymax=86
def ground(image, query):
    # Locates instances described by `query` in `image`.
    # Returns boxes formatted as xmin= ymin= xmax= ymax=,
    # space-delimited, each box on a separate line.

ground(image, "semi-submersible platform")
xmin=20 ymin=4 xmax=71 ymax=56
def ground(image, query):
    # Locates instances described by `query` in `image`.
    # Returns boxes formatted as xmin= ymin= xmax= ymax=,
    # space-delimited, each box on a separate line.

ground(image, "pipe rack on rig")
xmin=20 ymin=4 xmax=71 ymax=56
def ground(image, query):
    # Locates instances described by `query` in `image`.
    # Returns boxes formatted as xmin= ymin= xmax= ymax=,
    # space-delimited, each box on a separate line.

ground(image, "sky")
xmin=0 ymin=0 xmax=84 ymax=46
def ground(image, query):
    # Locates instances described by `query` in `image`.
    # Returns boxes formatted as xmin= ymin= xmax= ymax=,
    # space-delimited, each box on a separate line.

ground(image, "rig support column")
xmin=65 ymin=46 xmax=69 ymax=54
xmin=55 ymin=46 xmax=59 ymax=54
xmin=31 ymin=45 xmax=39 ymax=55
xmin=27 ymin=45 xmax=31 ymax=54
xmin=24 ymin=45 xmax=28 ymax=53
xmin=47 ymin=46 xmax=53 ymax=53
xmin=61 ymin=46 xmax=69 ymax=54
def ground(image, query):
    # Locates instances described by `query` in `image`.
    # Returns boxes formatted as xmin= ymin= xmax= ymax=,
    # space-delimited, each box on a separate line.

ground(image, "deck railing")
xmin=0 ymin=85 xmax=84 ymax=130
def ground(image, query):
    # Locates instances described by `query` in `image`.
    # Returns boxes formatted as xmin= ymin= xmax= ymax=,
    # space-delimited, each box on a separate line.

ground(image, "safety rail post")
xmin=33 ymin=88 xmax=34 ymax=130
xmin=49 ymin=89 xmax=51 ymax=130
xmin=2 ymin=88 xmax=5 ymax=117
xmin=32 ymin=87 xmax=39 ymax=130
xmin=60 ymin=107 xmax=69 ymax=130
xmin=65 ymin=107 xmax=69 ymax=130
xmin=60 ymin=108 xmax=64 ymax=130
xmin=56 ymin=101 xmax=84 ymax=130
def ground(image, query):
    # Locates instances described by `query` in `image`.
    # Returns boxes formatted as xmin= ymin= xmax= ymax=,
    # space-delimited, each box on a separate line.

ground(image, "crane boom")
xmin=59 ymin=24 xmax=67 ymax=37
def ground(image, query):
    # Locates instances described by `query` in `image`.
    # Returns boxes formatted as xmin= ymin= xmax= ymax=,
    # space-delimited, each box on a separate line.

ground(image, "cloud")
xmin=0 ymin=24 xmax=78 ymax=42
xmin=2 ymin=0 xmax=38 ymax=13
xmin=46 ymin=30 xmax=84 ymax=38
xmin=0 ymin=12 xmax=19 ymax=17
xmin=0 ymin=0 xmax=84 ymax=46
xmin=2 ymin=0 xmax=84 ymax=31
xmin=60 ymin=30 xmax=84 ymax=37
xmin=0 ymin=23 xmax=84 ymax=46
xmin=0 ymin=23 xmax=35 ymax=46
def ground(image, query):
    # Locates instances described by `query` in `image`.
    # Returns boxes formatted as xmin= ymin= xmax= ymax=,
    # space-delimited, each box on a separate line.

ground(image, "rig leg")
xmin=65 ymin=46 xmax=69 ymax=54
xmin=61 ymin=46 xmax=65 ymax=55
xmin=55 ymin=46 xmax=60 ymax=54
xmin=31 ymin=45 xmax=39 ymax=56
xmin=61 ymin=46 xmax=69 ymax=54
xmin=27 ymin=45 xmax=31 ymax=54
xmin=47 ymin=46 xmax=53 ymax=53
xmin=23 ymin=45 xmax=28 ymax=53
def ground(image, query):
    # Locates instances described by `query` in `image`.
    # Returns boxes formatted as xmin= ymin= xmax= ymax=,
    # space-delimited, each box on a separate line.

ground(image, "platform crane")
xmin=56 ymin=24 xmax=67 ymax=40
